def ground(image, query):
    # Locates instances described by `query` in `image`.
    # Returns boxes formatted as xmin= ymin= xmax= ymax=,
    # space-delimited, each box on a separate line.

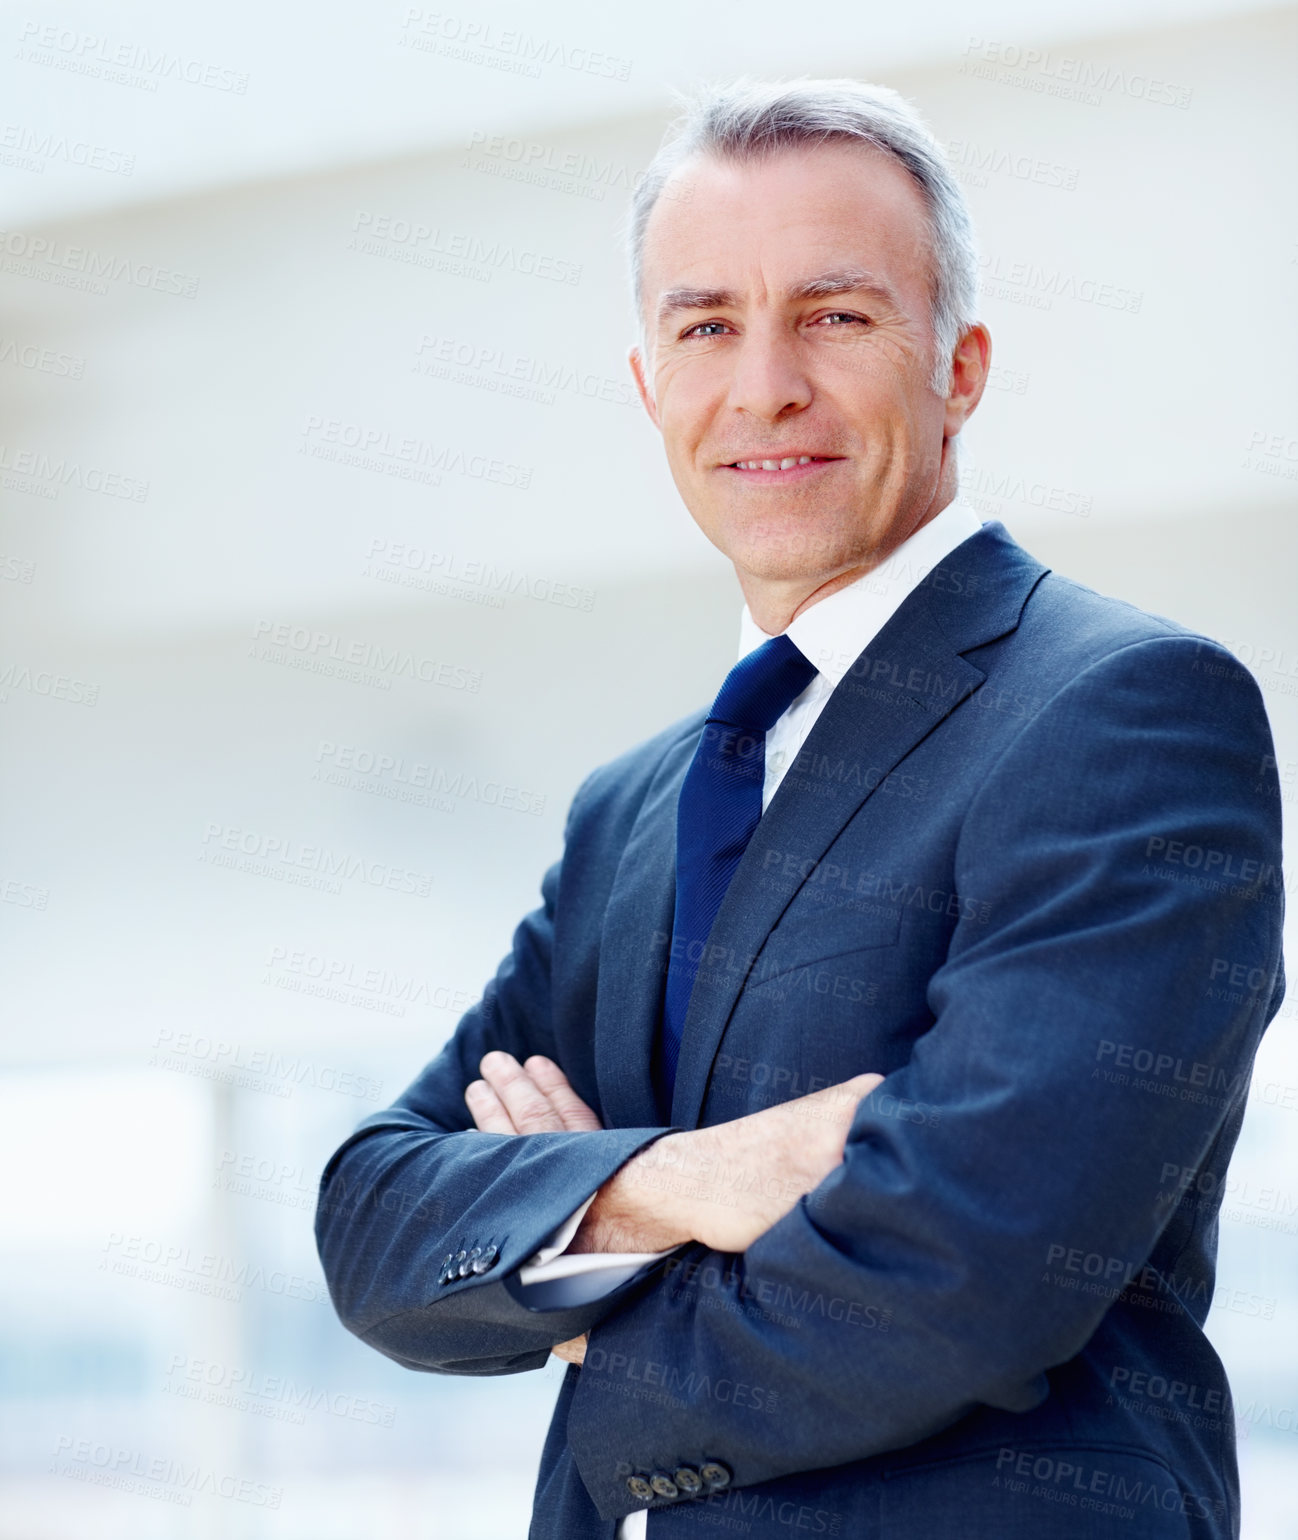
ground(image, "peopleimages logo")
xmin=300 ymin=411 xmax=534 ymax=488
xmin=959 ymin=38 xmax=1192 ymax=109
xmin=978 ymin=253 xmax=1142 ymax=314
xmin=0 ymin=228 xmax=199 ymax=296
xmin=462 ymin=131 xmax=684 ymax=206
xmin=149 ymin=1027 xmax=384 ymax=1102
xmin=0 ymin=122 xmax=135 ymax=175
xmin=16 ymin=21 xmax=250 ymax=93
xmin=199 ymin=821 xmax=434 ymax=898
xmin=314 ymin=740 xmax=547 ymax=815
xmin=0 ymin=440 xmax=149 ymax=500
xmin=100 ymin=1231 xmax=328 ymax=1307
xmin=162 ymin=1353 xmax=398 ymax=1428
xmin=0 ymin=662 xmax=99 ymax=706
xmin=399 ymin=9 xmax=632 ymax=81
xmin=0 ymin=332 xmax=84 ymax=377
xmin=249 ymin=618 xmax=483 ymax=694
xmin=413 ymin=333 xmax=636 ymax=409
xmin=365 ymin=539 xmax=596 ymax=613
xmin=347 ymin=213 xmax=581 ymax=289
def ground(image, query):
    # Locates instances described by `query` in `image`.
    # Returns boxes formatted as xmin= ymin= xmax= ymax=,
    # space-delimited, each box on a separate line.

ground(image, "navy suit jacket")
xmin=316 ymin=521 xmax=1285 ymax=1539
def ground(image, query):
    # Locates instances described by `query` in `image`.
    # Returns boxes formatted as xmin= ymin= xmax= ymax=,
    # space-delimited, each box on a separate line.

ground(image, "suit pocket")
xmin=704 ymin=901 xmax=907 ymax=1120
xmin=751 ymin=898 xmax=902 ymax=989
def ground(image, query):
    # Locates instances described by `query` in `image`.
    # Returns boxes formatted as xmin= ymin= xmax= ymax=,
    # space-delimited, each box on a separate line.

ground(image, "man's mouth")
xmin=721 ymin=454 xmax=844 ymax=480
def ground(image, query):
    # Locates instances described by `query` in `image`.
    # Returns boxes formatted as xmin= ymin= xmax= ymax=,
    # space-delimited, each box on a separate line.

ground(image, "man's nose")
xmin=725 ymin=327 xmax=813 ymax=420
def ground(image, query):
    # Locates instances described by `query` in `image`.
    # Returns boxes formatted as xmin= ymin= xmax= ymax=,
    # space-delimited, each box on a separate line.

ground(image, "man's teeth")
xmin=735 ymin=456 xmax=817 ymax=470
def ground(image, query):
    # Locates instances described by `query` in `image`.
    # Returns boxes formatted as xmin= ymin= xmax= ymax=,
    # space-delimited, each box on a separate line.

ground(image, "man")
xmin=315 ymin=79 xmax=1285 ymax=1538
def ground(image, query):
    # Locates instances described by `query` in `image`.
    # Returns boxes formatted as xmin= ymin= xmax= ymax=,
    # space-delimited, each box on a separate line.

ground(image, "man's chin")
xmin=725 ymin=535 xmax=863 ymax=587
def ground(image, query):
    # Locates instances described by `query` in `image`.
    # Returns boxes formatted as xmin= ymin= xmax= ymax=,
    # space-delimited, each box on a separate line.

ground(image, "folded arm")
xmin=314 ymin=808 xmax=676 ymax=1377
xmin=561 ymin=636 xmax=1286 ymax=1521
xmin=461 ymin=1050 xmax=682 ymax=1364
xmin=464 ymin=1053 xmax=885 ymax=1364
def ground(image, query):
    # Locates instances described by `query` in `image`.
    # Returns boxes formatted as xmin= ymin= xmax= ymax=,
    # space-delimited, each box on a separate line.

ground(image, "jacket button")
xmin=626 ymin=1475 xmax=653 ymax=1502
xmin=472 ymin=1243 xmax=498 ymax=1274
xmin=459 ymin=1246 xmax=481 ymax=1279
xmin=674 ymin=1465 xmax=703 ymax=1494
xmin=700 ymin=1461 xmax=731 ymax=1490
xmin=649 ymin=1472 xmax=678 ymax=1499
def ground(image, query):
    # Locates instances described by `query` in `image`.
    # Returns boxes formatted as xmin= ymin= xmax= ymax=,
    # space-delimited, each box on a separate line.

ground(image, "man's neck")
xmin=740 ymin=497 xmax=951 ymax=635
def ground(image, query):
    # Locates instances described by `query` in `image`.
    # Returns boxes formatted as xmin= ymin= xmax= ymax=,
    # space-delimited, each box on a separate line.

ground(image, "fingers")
xmin=525 ymin=1055 xmax=603 ymax=1131
xmin=816 ymin=1070 xmax=883 ymax=1099
xmin=826 ymin=1071 xmax=884 ymax=1110
xmin=552 ymin=1333 xmax=588 ymax=1367
xmin=475 ymin=1051 xmax=568 ymax=1134
xmin=467 ymin=1051 xmax=604 ymax=1135
xmin=467 ymin=1048 xmax=864 ymax=1140
xmin=807 ymin=1071 xmax=884 ymax=1115
xmin=464 ymin=1078 xmax=517 ymax=1134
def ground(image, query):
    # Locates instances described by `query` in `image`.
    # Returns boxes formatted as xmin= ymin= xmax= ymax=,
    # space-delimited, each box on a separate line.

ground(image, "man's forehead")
xmin=641 ymin=144 xmax=931 ymax=322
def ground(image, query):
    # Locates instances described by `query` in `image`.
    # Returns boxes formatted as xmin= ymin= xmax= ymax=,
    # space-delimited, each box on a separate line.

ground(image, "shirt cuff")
xmin=517 ymin=1194 xmax=677 ymax=1286
xmin=618 ymin=1509 xmax=647 ymax=1540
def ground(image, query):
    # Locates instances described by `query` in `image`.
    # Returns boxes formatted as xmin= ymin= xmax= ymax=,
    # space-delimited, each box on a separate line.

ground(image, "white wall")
xmin=1 ymin=6 xmax=1295 ymax=1537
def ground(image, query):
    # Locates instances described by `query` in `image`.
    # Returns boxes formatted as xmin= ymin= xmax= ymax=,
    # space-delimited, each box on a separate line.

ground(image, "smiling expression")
xmin=630 ymin=140 xmax=987 ymax=628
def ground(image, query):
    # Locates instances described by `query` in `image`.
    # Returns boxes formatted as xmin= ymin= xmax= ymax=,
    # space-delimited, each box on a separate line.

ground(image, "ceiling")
xmin=2 ymin=0 xmax=1278 ymax=228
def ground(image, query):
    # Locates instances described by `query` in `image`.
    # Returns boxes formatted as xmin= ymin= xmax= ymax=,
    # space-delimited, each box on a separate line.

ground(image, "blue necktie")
xmin=657 ymin=634 xmax=819 ymax=1104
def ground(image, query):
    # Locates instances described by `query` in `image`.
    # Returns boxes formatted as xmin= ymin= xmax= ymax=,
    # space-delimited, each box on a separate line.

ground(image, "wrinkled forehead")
xmin=638 ymin=141 xmax=937 ymax=332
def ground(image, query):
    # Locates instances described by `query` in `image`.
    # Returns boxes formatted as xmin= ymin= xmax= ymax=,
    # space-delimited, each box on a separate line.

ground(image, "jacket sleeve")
xmin=563 ymin=635 xmax=1287 ymax=1521
xmin=314 ymin=774 xmax=673 ymax=1377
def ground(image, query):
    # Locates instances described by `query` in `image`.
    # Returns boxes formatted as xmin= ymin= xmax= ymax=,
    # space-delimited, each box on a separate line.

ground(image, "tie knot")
xmin=709 ymin=634 xmax=818 ymax=733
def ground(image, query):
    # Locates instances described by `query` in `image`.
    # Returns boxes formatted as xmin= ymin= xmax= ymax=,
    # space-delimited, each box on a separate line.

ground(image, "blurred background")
xmin=1 ymin=1 xmax=1295 ymax=1535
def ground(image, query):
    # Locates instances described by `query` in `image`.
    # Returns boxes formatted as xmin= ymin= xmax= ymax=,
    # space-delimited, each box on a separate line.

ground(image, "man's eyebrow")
xmin=656 ymin=285 xmax=738 ymax=326
xmin=790 ymin=267 xmax=900 ymax=305
xmin=655 ymin=267 xmax=901 ymax=328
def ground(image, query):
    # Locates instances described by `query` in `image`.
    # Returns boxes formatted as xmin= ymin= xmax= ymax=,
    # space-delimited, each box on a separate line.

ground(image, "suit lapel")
xmin=590 ymin=521 xmax=1047 ymax=1132
xmin=669 ymin=521 xmax=1048 ymax=1128
xmin=593 ymin=722 xmax=698 ymax=1130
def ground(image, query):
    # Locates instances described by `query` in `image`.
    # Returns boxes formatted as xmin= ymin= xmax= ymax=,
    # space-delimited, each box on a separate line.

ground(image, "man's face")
xmin=631 ymin=141 xmax=981 ymax=602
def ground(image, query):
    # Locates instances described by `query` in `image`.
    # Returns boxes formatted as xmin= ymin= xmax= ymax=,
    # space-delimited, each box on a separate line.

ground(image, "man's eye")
xmin=682 ymin=321 xmax=730 ymax=338
xmin=816 ymin=312 xmax=869 ymax=327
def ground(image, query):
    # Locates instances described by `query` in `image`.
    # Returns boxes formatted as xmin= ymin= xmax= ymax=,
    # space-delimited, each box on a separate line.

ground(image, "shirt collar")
xmin=737 ymin=498 xmax=983 ymax=686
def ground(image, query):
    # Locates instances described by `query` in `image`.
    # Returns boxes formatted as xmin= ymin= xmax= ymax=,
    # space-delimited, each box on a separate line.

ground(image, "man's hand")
xmin=464 ymin=1051 xmax=603 ymax=1133
xmin=551 ymin=1335 xmax=587 ymax=1367
xmin=464 ymin=1054 xmax=598 ymax=1370
xmin=570 ymin=1072 xmax=884 ymax=1256
xmin=461 ymin=1054 xmax=882 ymax=1358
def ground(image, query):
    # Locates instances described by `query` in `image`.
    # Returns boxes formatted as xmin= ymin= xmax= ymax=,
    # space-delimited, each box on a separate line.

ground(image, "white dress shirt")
xmin=518 ymin=499 xmax=983 ymax=1538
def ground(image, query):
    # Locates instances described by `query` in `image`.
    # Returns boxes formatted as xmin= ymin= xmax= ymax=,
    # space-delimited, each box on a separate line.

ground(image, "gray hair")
xmin=627 ymin=78 xmax=980 ymax=396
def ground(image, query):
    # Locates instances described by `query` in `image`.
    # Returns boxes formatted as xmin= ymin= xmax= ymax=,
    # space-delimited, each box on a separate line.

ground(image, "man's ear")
xmin=943 ymin=323 xmax=991 ymax=440
xmin=628 ymin=345 xmax=661 ymax=430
